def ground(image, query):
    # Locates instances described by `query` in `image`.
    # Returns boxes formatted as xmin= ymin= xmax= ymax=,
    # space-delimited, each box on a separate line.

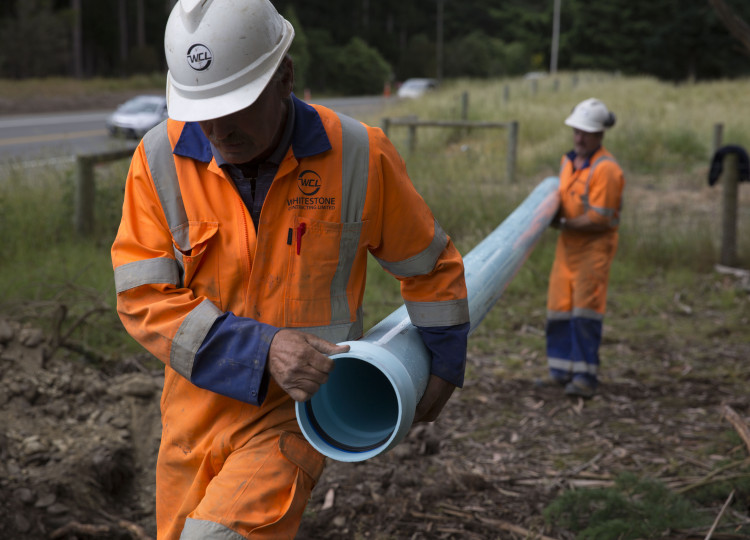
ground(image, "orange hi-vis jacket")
xmin=111 ymin=99 xmax=469 ymax=538
xmin=549 ymin=146 xmax=624 ymax=316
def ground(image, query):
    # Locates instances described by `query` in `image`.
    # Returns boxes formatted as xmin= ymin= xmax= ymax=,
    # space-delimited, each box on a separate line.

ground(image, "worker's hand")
xmin=413 ymin=374 xmax=456 ymax=423
xmin=267 ymin=329 xmax=349 ymax=402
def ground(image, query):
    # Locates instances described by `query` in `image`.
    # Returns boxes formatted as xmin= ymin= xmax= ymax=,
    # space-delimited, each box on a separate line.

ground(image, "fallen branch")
xmin=49 ymin=517 xmax=153 ymax=540
xmin=704 ymin=489 xmax=735 ymax=540
xmin=116 ymin=519 xmax=154 ymax=540
xmin=722 ymin=405 xmax=750 ymax=455
xmin=96 ymin=510 xmax=154 ymax=540
xmin=50 ymin=521 xmax=110 ymax=538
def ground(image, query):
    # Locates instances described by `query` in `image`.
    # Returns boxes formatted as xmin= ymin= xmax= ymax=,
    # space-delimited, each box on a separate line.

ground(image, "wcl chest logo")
xmin=287 ymin=170 xmax=336 ymax=210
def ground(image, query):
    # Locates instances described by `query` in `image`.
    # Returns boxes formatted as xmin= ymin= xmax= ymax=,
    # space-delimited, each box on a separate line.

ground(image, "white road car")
xmin=397 ymin=78 xmax=438 ymax=99
xmin=106 ymin=95 xmax=168 ymax=139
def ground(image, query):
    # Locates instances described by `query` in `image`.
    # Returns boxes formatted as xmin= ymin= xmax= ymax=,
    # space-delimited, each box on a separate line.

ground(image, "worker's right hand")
xmin=267 ymin=329 xmax=349 ymax=402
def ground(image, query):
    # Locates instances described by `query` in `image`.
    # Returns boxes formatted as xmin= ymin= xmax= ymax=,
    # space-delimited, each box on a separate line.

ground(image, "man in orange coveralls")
xmin=110 ymin=1 xmax=469 ymax=538
xmin=544 ymin=98 xmax=625 ymax=399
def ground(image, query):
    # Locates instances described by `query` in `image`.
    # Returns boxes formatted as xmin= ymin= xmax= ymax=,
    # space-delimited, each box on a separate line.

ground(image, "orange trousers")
xmin=156 ymin=375 xmax=326 ymax=540
xmin=545 ymin=231 xmax=617 ymax=387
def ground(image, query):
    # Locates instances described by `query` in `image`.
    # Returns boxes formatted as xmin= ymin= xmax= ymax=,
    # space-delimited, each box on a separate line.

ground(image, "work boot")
xmin=533 ymin=375 xmax=568 ymax=389
xmin=564 ymin=379 xmax=595 ymax=398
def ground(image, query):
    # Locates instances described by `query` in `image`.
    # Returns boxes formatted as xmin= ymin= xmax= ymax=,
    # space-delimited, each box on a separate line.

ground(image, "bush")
xmin=444 ymin=31 xmax=531 ymax=79
xmin=330 ymin=37 xmax=391 ymax=95
xmin=396 ymin=34 xmax=435 ymax=80
xmin=306 ymin=33 xmax=391 ymax=95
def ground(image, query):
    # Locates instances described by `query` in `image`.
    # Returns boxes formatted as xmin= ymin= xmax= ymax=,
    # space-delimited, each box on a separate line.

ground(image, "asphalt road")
xmin=0 ymin=96 xmax=393 ymax=166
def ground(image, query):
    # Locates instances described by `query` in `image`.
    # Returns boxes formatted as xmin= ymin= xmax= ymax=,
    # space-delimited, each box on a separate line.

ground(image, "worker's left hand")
xmin=413 ymin=374 xmax=456 ymax=423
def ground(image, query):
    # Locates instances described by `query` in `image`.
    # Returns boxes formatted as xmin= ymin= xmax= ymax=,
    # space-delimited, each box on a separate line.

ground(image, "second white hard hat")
xmin=565 ymin=98 xmax=616 ymax=133
xmin=164 ymin=0 xmax=294 ymax=122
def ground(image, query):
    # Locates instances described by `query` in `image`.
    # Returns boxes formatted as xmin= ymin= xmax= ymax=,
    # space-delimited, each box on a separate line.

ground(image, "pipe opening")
xmin=304 ymin=358 xmax=399 ymax=452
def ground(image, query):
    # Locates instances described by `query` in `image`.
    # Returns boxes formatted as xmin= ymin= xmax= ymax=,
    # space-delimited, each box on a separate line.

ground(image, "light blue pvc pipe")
xmin=296 ymin=176 xmax=561 ymax=462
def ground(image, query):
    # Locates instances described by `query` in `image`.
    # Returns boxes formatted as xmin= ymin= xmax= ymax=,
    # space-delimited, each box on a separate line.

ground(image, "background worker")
xmin=111 ymin=0 xmax=470 ymax=539
xmin=544 ymin=98 xmax=625 ymax=398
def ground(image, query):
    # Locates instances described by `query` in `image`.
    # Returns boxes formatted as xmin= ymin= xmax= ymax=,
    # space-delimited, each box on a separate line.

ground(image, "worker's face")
xmin=572 ymin=128 xmax=603 ymax=160
xmin=199 ymin=59 xmax=294 ymax=165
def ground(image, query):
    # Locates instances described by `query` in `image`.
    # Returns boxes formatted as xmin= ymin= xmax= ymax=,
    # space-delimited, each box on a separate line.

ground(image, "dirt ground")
xmin=1 ymin=267 xmax=749 ymax=540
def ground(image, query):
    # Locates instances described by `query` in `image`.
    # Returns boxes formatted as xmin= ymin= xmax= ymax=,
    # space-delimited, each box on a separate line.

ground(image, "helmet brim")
xmin=564 ymin=117 xmax=603 ymax=133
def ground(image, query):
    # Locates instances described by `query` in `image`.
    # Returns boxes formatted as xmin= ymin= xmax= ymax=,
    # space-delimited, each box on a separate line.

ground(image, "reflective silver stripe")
xmin=547 ymin=310 xmax=572 ymax=321
xmin=181 ymin=518 xmax=245 ymax=540
xmin=330 ymin=221 xmax=362 ymax=324
xmin=329 ymin=114 xmax=370 ymax=325
xmin=547 ymin=309 xmax=602 ymax=321
xmin=375 ymin=219 xmax=448 ymax=278
xmin=114 ymin=257 xmax=180 ymax=293
xmin=297 ymin=311 xmax=364 ymax=343
xmin=404 ymin=298 xmax=470 ymax=327
xmin=142 ymin=121 xmax=191 ymax=250
xmin=572 ymin=307 xmax=604 ymax=321
xmin=339 ymin=113 xmax=369 ymax=223
xmin=548 ymin=357 xmax=598 ymax=375
xmin=170 ymin=299 xmax=222 ymax=379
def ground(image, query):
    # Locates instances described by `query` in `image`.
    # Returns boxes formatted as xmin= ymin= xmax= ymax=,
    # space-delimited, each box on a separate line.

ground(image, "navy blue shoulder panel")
xmin=173 ymin=122 xmax=214 ymax=162
xmin=290 ymin=94 xmax=332 ymax=159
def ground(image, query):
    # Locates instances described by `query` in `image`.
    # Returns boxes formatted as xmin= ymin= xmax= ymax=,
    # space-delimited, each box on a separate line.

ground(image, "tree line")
xmin=1 ymin=0 xmax=749 ymax=95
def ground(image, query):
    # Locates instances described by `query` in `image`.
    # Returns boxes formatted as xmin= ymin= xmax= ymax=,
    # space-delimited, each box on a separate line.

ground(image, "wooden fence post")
xmin=507 ymin=121 xmax=519 ymax=184
xmin=74 ymin=155 xmax=95 ymax=236
xmin=720 ymin=151 xmax=739 ymax=267
xmin=460 ymin=91 xmax=469 ymax=121
xmin=407 ymin=124 xmax=417 ymax=153
xmin=382 ymin=117 xmax=391 ymax=138
xmin=74 ymin=147 xmax=137 ymax=237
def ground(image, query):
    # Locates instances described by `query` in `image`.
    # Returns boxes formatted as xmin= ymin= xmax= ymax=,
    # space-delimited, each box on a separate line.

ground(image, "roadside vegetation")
xmin=1 ymin=72 xmax=749 ymax=538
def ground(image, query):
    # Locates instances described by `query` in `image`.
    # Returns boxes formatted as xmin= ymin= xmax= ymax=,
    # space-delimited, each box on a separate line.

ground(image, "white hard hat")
xmin=164 ymin=0 xmax=294 ymax=122
xmin=564 ymin=98 xmax=616 ymax=133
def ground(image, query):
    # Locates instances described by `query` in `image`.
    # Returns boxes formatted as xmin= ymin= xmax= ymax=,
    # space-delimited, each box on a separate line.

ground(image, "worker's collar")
xmin=566 ymin=145 xmax=602 ymax=169
xmin=172 ymin=93 xmax=332 ymax=163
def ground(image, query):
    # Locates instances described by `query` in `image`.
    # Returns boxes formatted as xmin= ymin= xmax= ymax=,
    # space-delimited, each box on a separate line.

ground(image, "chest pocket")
xmin=285 ymin=217 xmax=365 ymax=326
xmin=171 ymin=220 xmax=220 ymax=300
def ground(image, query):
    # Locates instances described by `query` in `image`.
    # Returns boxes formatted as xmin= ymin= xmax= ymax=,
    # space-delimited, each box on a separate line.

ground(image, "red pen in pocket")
xmin=296 ymin=222 xmax=307 ymax=255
